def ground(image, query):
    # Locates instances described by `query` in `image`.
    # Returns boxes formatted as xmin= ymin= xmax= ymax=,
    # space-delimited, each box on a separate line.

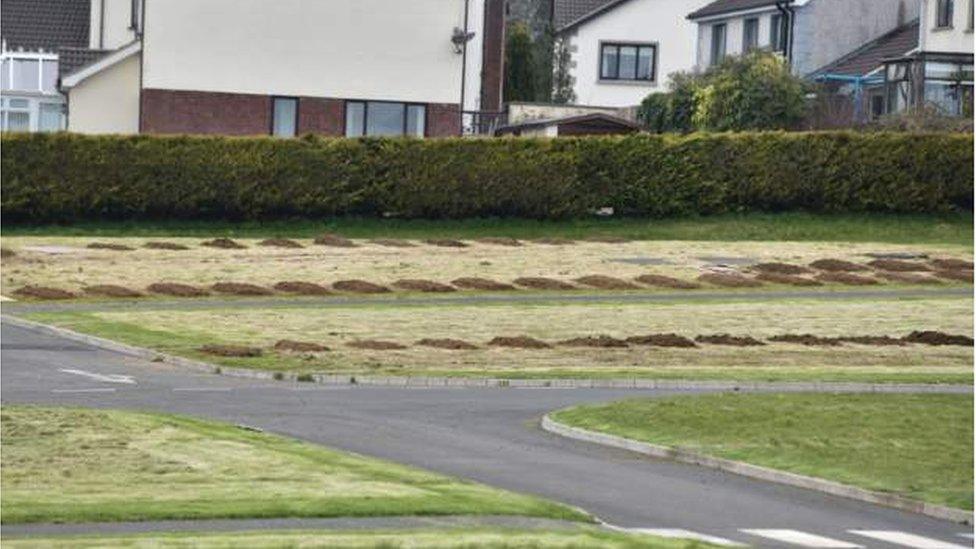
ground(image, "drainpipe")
xmin=774 ymin=0 xmax=795 ymax=66
xmin=459 ymin=0 xmax=470 ymax=136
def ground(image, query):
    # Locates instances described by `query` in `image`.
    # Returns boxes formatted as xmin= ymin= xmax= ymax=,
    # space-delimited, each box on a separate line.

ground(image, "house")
xmin=0 ymin=0 xmax=91 ymax=132
xmin=552 ymin=0 xmax=714 ymax=107
xmin=59 ymin=0 xmax=505 ymax=137
xmin=687 ymin=0 xmax=919 ymax=78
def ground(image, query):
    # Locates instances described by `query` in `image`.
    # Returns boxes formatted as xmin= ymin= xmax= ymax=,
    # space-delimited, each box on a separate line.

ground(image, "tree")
xmin=504 ymin=22 xmax=537 ymax=102
xmin=551 ymin=35 xmax=576 ymax=104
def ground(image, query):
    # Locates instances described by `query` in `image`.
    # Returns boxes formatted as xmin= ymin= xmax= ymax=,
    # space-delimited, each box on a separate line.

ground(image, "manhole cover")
xmin=609 ymin=257 xmax=673 ymax=266
xmin=696 ymin=256 xmax=758 ymax=266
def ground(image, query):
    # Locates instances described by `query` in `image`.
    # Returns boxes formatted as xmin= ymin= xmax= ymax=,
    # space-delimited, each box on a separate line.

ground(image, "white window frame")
xmin=1 ymin=49 xmax=66 ymax=132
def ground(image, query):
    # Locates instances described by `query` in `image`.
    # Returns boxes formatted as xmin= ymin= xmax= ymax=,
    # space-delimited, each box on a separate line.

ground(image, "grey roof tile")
xmin=1 ymin=0 xmax=90 ymax=52
xmin=812 ymin=20 xmax=918 ymax=77
xmin=687 ymin=0 xmax=779 ymax=19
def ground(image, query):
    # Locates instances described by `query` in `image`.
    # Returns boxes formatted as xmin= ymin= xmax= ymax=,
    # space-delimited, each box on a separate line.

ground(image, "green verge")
xmin=0 ymin=528 xmax=719 ymax=549
xmin=0 ymin=406 xmax=588 ymax=524
xmin=3 ymin=212 xmax=972 ymax=246
xmin=551 ymin=393 xmax=974 ymax=510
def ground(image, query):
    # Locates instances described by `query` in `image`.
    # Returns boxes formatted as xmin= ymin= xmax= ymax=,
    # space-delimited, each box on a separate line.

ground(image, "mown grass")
xmin=551 ymin=393 xmax=974 ymax=510
xmin=0 ymin=406 xmax=589 ymax=524
xmin=3 ymin=213 xmax=972 ymax=246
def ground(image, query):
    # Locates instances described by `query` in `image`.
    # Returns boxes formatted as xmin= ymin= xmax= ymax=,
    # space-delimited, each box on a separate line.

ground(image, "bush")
xmin=2 ymin=131 xmax=971 ymax=223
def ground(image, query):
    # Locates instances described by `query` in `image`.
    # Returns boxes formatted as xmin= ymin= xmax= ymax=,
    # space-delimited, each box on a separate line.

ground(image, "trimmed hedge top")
xmin=2 ymin=131 xmax=972 ymax=223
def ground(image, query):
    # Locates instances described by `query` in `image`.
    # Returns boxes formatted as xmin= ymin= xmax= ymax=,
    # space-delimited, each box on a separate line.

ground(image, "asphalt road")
xmin=1 ymin=320 xmax=972 ymax=548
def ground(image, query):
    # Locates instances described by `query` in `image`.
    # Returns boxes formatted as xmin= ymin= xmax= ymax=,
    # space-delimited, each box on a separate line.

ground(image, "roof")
xmin=58 ymin=47 xmax=110 ymax=80
xmin=495 ymin=112 xmax=640 ymax=135
xmin=0 ymin=0 xmax=90 ymax=52
xmin=812 ymin=20 xmax=919 ymax=78
xmin=61 ymin=40 xmax=141 ymax=89
xmin=687 ymin=0 xmax=779 ymax=20
xmin=554 ymin=0 xmax=628 ymax=31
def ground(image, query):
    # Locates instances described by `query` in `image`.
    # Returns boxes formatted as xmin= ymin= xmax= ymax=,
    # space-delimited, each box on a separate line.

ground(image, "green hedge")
xmin=2 ymin=132 xmax=971 ymax=223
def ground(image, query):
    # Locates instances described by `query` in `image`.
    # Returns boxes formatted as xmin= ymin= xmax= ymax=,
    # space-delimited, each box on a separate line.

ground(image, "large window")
xmin=1 ymin=56 xmax=58 ymax=93
xmin=743 ymin=18 xmax=760 ymax=52
xmin=710 ymin=23 xmax=727 ymax=65
xmin=344 ymin=101 xmax=426 ymax=137
xmin=599 ymin=43 xmax=656 ymax=81
xmin=0 ymin=97 xmax=63 ymax=132
xmin=936 ymin=0 xmax=954 ymax=28
xmin=271 ymin=97 xmax=298 ymax=137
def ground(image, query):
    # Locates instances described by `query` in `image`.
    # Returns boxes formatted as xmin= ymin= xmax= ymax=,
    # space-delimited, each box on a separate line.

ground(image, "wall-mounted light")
xmin=451 ymin=27 xmax=476 ymax=54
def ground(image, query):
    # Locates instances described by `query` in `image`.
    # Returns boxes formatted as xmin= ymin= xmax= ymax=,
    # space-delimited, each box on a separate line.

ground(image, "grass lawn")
xmin=551 ymin=393 xmax=974 ymax=510
xmin=0 ymin=406 xmax=587 ymax=525
xmin=0 ymin=528 xmax=718 ymax=548
xmin=3 ymin=213 xmax=972 ymax=246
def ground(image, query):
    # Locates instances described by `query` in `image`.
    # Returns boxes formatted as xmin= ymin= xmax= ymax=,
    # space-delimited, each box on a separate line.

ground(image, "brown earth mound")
xmin=199 ymin=344 xmax=263 ymax=357
xmin=933 ymin=270 xmax=974 ymax=283
xmin=751 ymin=262 xmax=811 ymax=275
xmin=513 ymin=277 xmax=577 ymax=291
xmin=903 ymin=331 xmax=974 ymax=346
xmin=867 ymin=259 xmax=931 ymax=272
xmin=144 ymin=241 xmax=190 ymax=251
xmin=273 ymin=281 xmax=332 ymax=295
xmin=574 ymin=275 xmax=641 ymax=290
xmin=476 ymin=237 xmax=522 ymax=246
xmin=875 ymin=272 xmax=941 ymax=284
xmin=754 ymin=272 xmax=822 ymax=286
xmin=83 ymin=284 xmax=143 ymax=298
xmin=814 ymin=272 xmax=879 ymax=286
xmin=424 ymin=238 xmax=469 ymax=248
xmin=147 ymin=282 xmax=209 ymax=297
xmin=332 ymin=280 xmax=391 ymax=293
xmin=532 ymin=238 xmax=575 ymax=245
xmin=931 ymin=258 xmax=974 ymax=270
xmin=416 ymin=338 xmax=479 ymax=350
xmin=836 ymin=336 xmax=908 ymax=346
xmin=12 ymin=285 xmax=76 ymax=300
xmin=634 ymin=274 xmax=701 ymax=289
xmin=558 ymin=335 xmax=629 ymax=348
xmin=201 ymin=238 xmax=247 ymax=249
xmin=346 ymin=339 xmax=408 ymax=350
xmin=697 ymin=273 xmax=763 ymax=288
xmin=809 ymin=259 xmax=868 ymax=272
xmin=211 ymin=282 xmax=274 ymax=296
xmin=488 ymin=336 xmax=552 ymax=349
xmin=625 ymin=334 xmax=697 ymax=348
xmin=259 ymin=238 xmax=303 ymax=248
xmin=1 ymin=247 xmax=15 ymax=258
xmin=695 ymin=334 xmax=766 ymax=346
xmin=768 ymin=334 xmax=842 ymax=346
xmin=314 ymin=233 xmax=358 ymax=247
xmin=392 ymin=279 xmax=457 ymax=293
xmin=87 ymin=242 xmax=133 ymax=251
xmin=582 ymin=236 xmax=630 ymax=243
xmin=274 ymin=339 xmax=330 ymax=352
xmin=370 ymin=239 xmax=417 ymax=248
xmin=451 ymin=277 xmax=517 ymax=291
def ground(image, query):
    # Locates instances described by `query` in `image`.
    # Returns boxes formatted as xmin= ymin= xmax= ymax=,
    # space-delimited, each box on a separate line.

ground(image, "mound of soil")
xmin=392 ymin=279 xmax=457 ymax=293
xmin=634 ymin=274 xmax=701 ymax=290
xmin=1 ymin=247 xmax=15 ymax=258
xmin=332 ymin=280 xmax=391 ymax=293
xmin=697 ymin=273 xmax=763 ymax=288
xmin=867 ymin=259 xmax=931 ymax=272
xmin=273 ymin=281 xmax=332 ymax=295
xmin=199 ymin=344 xmax=263 ymax=357
xmin=211 ymin=282 xmax=274 ymax=296
xmin=144 ymin=241 xmax=190 ymax=251
xmin=12 ymin=285 xmax=76 ymax=300
xmin=259 ymin=238 xmax=303 ymax=248
xmin=933 ymin=270 xmax=974 ymax=283
xmin=625 ymin=334 xmax=697 ymax=348
xmin=424 ymin=238 xmax=469 ymax=248
xmin=416 ymin=338 xmax=479 ymax=350
xmin=582 ymin=236 xmax=630 ymax=243
xmin=274 ymin=339 xmax=330 ymax=352
xmin=754 ymin=272 xmax=822 ymax=286
xmin=903 ymin=331 xmax=974 ymax=346
xmin=558 ymin=335 xmax=629 ymax=348
xmin=487 ymin=336 xmax=552 ymax=349
xmin=930 ymin=258 xmax=974 ymax=270
xmin=83 ymin=284 xmax=143 ymax=298
xmin=314 ymin=233 xmax=357 ymax=247
xmin=752 ymin=262 xmax=811 ymax=275
xmin=814 ymin=272 xmax=879 ymax=286
xmin=809 ymin=259 xmax=868 ymax=272
xmin=201 ymin=238 xmax=246 ymax=249
xmin=875 ymin=272 xmax=941 ymax=285
xmin=451 ymin=277 xmax=517 ymax=291
xmin=476 ymin=237 xmax=522 ymax=246
xmin=370 ymin=239 xmax=417 ymax=248
xmin=695 ymin=334 xmax=766 ymax=347
xmin=768 ymin=334 xmax=842 ymax=346
xmin=532 ymin=238 xmax=575 ymax=245
xmin=574 ymin=275 xmax=641 ymax=290
xmin=836 ymin=336 xmax=908 ymax=346
xmin=87 ymin=242 xmax=133 ymax=251
xmin=346 ymin=339 xmax=408 ymax=350
xmin=512 ymin=277 xmax=576 ymax=290
xmin=146 ymin=282 xmax=209 ymax=297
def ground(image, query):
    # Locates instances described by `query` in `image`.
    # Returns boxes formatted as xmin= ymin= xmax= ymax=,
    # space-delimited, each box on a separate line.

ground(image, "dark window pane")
xmin=406 ymin=105 xmax=425 ymax=136
xmin=601 ymin=45 xmax=618 ymax=79
xmin=743 ymin=18 xmax=759 ymax=51
xmin=619 ymin=46 xmax=637 ymax=79
xmin=637 ymin=46 xmax=654 ymax=80
xmin=366 ymin=102 xmax=404 ymax=136
xmin=770 ymin=14 xmax=783 ymax=50
xmin=345 ymin=102 xmax=365 ymax=137
xmin=711 ymin=24 xmax=726 ymax=65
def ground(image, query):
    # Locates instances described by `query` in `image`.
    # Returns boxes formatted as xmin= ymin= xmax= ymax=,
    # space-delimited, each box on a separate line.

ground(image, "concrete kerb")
xmin=540 ymin=414 xmax=974 ymax=525
xmin=1 ymin=314 xmax=972 ymax=394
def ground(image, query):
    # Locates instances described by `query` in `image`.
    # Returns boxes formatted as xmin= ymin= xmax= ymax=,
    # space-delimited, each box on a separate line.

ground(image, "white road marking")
xmin=740 ymin=529 xmax=862 ymax=548
xmin=51 ymin=388 xmax=116 ymax=394
xmin=958 ymin=533 xmax=974 ymax=540
xmin=630 ymin=528 xmax=744 ymax=546
xmin=59 ymin=368 xmax=135 ymax=384
xmin=849 ymin=530 xmax=971 ymax=549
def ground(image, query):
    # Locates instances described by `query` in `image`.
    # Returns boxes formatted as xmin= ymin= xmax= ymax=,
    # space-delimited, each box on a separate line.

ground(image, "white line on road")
xmin=51 ymin=388 xmax=116 ymax=394
xmin=849 ymin=530 xmax=971 ymax=549
xmin=631 ymin=528 xmax=744 ymax=546
xmin=59 ymin=368 xmax=135 ymax=384
xmin=958 ymin=533 xmax=975 ymax=539
xmin=740 ymin=529 xmax=863 ymax=548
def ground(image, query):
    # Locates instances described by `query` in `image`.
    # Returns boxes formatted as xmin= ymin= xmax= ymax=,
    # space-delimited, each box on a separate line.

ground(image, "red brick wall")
xmin=141 ymin=89 xmax=271 ymax=135
xmin=298 ymin=97 xmax=345 ymax=136
xmin=427 ymin=103 xmax=461 ymax=137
